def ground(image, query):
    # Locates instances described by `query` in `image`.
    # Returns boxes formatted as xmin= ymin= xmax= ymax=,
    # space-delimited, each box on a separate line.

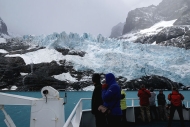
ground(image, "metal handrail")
xmin=63 ymin=98 xmax=91 ymax=127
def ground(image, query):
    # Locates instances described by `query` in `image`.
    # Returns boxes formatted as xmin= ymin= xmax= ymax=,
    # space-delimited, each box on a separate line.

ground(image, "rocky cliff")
xmin=0 ymin=17 xmax=8 ymax=36
xmin=174 ymin=9 xmax=190 ymax=25
xmin=122 ymin=5 xmax=158 ymax=35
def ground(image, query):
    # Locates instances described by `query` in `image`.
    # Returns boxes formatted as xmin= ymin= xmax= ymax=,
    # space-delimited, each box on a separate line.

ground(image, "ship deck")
xmin=80 ymin=107 xmax=190 ymax=127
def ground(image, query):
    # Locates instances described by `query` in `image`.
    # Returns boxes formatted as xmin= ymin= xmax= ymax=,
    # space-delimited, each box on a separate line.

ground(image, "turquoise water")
xmin=0 ymin=91 xmax=189 ymax=127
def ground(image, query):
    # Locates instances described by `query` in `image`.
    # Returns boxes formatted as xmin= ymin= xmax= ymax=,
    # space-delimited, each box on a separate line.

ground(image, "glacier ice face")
xmin=21 ymin=31 xmax=190 ymax=86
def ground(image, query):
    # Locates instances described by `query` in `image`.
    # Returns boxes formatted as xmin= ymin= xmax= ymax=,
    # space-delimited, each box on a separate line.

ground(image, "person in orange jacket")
xmin=167 ymin=87 xmax=185 ymax=127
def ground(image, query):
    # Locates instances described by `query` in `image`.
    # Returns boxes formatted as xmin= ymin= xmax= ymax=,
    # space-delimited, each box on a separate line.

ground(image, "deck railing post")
xmin=187 ymin=101 xmax=189 ymax=108
xmin=0 ymin=105 xmax=16 ymax=127
xmin=132 ymin=99 xmax=134 ymax=106
xmin=75 ymin=99 xmax=82 ymax=125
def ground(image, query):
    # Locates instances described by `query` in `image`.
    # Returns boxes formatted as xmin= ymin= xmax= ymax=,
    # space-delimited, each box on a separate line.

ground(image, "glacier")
xmin=6 ymin=20 xmax=190 ymax=86
xmin=6 ymin=34 xmax=189 ymax=87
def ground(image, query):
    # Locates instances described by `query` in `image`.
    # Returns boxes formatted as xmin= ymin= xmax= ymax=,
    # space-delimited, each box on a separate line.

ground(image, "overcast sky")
xmin=0 ymin=0 xmax=162 ymax=37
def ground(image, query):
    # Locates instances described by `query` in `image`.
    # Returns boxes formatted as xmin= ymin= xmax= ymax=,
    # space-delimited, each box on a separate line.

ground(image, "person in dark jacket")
xmin=91 ymin=73 xmax=106 ymax=127
xmin=137 ymin=84 xmax=151 ymax=122
xmin=157 ymin=90 xmax=168 ymax=121
xmin=102 ymin=73 xmax=122 ymax=127
xmin=167 ymin=87 xmax=185 ymax=127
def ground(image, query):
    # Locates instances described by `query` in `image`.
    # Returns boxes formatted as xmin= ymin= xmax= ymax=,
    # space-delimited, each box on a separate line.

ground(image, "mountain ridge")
xmin=110 ymin=0 xmax=190 ymax=38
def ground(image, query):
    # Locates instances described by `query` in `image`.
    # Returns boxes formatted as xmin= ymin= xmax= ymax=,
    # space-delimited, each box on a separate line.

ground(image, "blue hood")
xmin=102 ymin=73 xmax=122 ymax=115
xmin=105 ymin=73 xmax=117 ymax=87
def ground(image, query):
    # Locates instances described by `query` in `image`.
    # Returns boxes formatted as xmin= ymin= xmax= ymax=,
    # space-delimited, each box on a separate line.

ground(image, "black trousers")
xmin=150 ymin=105 xmax=158 ymax=120
xmin=121 ymin=109 xmax=128 ymax=127
xmin=168 ymin=105 xmax=185 ymax=127
xmin=95 ymin=112 xmax=106 ymax=127
xmin=106 ymin=115 xmax=122 ymax=127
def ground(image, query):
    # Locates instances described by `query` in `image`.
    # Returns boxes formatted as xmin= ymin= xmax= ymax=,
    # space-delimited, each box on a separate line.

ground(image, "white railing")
xmin=185 ymin=100 xmax=190 ymax=108
xmin=63 ymin=98 xmax=90 ymax=127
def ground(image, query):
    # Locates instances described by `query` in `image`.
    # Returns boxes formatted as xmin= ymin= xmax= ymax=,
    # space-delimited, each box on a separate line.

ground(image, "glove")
xmin=102 ymin=84 xmax=108 ymax=89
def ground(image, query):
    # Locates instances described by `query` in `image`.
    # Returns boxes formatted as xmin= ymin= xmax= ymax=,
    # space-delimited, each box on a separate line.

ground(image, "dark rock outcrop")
xmin=155 ymin=26 xmax=186 ymax=43
xmin=134 ymin=26 xmax=190 ymax=49
xmin=0 ymin=57 xmax=25 ymax=88
xmin=121 ymin=75 xmax=183 ymax=90
xmin=55 ymin=48 xmax=86 ymax=57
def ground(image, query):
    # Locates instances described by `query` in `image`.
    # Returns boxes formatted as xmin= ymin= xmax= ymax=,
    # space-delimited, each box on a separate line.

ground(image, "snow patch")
xmin=53 ymin=72 xmax=77 ymax=82
xmin=20 ymin=73 xmax=28 ymax=76
xmin=11 ymin=86 xmax=17 ymax=90
xmin=140 ymin=19 xmax=177 ymax=35
xmin=83 ymin=85 xmax=94 ymax=91
xmin=5 ymin=48 xmax=65 ymax=65
xmin=0 ymin=49 xmax=8 ymax=53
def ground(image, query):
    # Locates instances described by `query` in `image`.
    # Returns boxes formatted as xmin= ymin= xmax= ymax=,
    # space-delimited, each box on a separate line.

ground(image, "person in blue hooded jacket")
xmin=102 ymin=73 xmax=122 ymax=127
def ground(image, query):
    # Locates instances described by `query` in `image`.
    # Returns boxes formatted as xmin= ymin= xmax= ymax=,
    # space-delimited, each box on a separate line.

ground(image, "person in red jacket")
xmin=167 ymin=87 xmax=185 ymax=127
xmin=137 ymin=84 xmax=151 ymax=122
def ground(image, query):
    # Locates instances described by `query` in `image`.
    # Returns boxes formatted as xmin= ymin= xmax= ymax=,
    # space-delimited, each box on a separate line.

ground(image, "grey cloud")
xmin=0 ymin=0 xmax=162 ymax=37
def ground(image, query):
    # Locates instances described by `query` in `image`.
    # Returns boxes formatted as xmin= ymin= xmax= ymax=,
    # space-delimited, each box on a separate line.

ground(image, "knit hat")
xmin=92 ymin=73 xmax=100 ymax=83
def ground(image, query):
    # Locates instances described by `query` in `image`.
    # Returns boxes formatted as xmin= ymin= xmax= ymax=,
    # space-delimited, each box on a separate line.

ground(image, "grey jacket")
xmin=149 ymin=92 xmax=156 ymax=106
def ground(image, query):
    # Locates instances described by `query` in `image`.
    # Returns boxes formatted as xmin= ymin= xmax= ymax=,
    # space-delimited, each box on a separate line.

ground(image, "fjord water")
xmin=0 ymin=91 xmax=189 ymax=127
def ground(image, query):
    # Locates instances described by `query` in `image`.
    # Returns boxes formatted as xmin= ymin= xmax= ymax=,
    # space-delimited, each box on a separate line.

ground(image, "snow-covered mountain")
xmin=118 ymin=19 xmax=190 ymax=49
xmin=0 ymin=19 xmax=189 ymax=91
xmin=110 ymin=0 xmax=190 ymax=38
xmin=1 ymin=0 xmax=190 ymax=90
